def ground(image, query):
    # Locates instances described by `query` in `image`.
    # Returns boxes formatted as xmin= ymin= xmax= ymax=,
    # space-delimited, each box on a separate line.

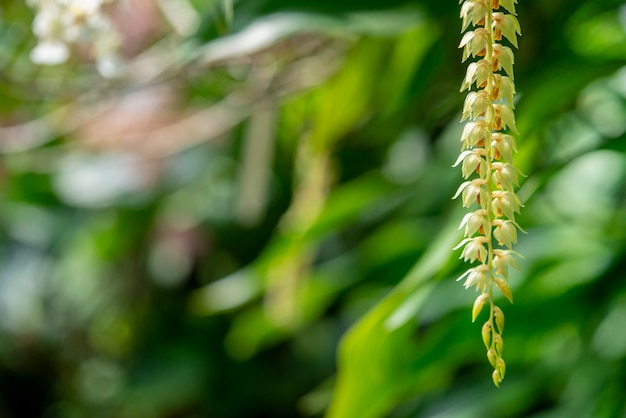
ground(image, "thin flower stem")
xmin=483 ymin=7 xmax=499 ymax=386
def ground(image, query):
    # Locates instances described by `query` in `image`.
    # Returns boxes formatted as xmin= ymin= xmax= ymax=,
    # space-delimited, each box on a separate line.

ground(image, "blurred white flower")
xmin=28 ymin=0 xmax=122 ymax=77
xmin=30 ymin=40 xmax=69 ymax=65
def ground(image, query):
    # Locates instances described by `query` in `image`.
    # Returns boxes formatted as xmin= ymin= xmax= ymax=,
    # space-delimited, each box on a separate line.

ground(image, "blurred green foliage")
xmin=0 ymin=0 xmax=626 ymax=417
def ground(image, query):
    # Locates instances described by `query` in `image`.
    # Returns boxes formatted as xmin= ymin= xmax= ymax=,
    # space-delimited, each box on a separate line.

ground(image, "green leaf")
xmin=327 ymin=216 xmax=460 ymax=418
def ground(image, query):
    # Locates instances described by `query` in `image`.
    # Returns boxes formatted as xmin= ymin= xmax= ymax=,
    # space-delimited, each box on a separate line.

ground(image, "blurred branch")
xmin=236 ymin=101 xmax=277 ymax=227
xmin=0 ymin=26 xmax=345 ymax=160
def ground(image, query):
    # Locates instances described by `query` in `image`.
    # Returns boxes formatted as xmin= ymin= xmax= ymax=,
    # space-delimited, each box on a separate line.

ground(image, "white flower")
xmin=30 ymin=40 xmax=69 ymax=65
xmin=28 ymin=0 xmax=122 ymax=77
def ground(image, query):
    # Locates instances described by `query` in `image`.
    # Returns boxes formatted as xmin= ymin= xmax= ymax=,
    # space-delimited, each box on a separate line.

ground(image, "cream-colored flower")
xmin=491 ymin=190 xmax=522 ymax=219
xmin=492 ymin=74 xmax=516 ymax=106
xmin=462 ymin=90 xmax=491 ymax=120
xmin=461 ymin=59 xmax=492 ymax=91
xmin=456 ymin=264 xmax=489 ymax=290
xmin=494 ymin=277 xmax=513 ymax=303
xmin=491 ymin=133 xmax=517 ymax=161
xmin=492 ymin=44 xmax=515 ymax=78
xmin=459 ymin=209 xmax=488 ymax=237
xmin=455 ymin=236 xmax=488 ymax=263
xmin=454 ymin=149 xmax=487 ymax=178
xmin=492 ymin=219 xmax=518 ymax=247
xmin=491 ymin=162 xmax=520 ymax=190
xmin=454 ymin=178 xmax=488 ymax=208
xmin=461 ymin=120 xmax=490 ymax=148
xmin=460 ymin=0 xmax=488 ymax=31
xmin=492 ymin=12 xmax=521 ymax=47
xmin=492 ymin=249 xmax=522 ymax=280
xmin=493 ymin=103 xmax=518 ymax=132
xmin=459 ymin=28 xmax=490 ymax=61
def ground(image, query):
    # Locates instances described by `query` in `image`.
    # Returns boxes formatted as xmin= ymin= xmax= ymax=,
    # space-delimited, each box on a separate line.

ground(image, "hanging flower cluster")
xmin=454 ymin=0 xmax=522 ymax=387
xmin=27 ymin=0 xmax=122 ymax=78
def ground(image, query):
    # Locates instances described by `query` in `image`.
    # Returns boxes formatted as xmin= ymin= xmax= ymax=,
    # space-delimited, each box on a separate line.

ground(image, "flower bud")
xmin=493 ymin=333 xmax=504 ymax=355
xmin=496 ymin=357 xmax=506 ymax=378
xmin=493 ymin=306 xmax=505 ymax=333
xmin=472 ymin=294 xmax=489 ymax=322
xmin=482 ymin=321 xmax=492 ymax=348
xmin=492 ymin=369 xmax=502 ymax=387
xmin=495 ymin=278 xmax=514 ymax=303
xmin=487 ymin=347 xmax=498 ymax=368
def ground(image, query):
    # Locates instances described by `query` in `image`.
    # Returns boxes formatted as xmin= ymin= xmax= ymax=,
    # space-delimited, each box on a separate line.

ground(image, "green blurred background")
xmin=1 ymin=0 xmax=626 ymax=417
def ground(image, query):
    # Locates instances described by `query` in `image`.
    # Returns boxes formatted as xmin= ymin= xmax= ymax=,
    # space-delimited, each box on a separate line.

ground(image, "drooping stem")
xmin=456 ymin=0 xmax=522 ymax=387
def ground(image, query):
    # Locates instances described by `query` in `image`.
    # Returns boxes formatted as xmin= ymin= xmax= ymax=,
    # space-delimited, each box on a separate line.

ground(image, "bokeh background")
xmin=0 ymin=0 xmax=626 ymax=417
